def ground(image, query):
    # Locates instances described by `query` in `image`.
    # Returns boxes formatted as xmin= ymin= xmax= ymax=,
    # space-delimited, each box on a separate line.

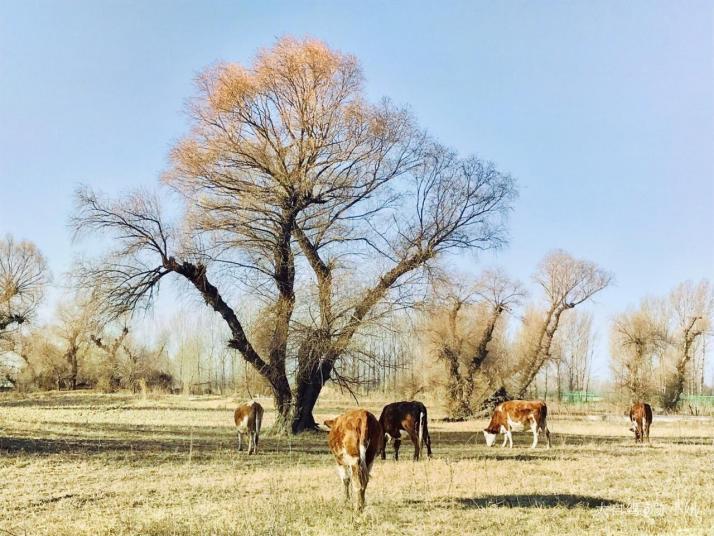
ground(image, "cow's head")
xmin=323 ymin=419 xmax=336 ymax=429
xmin=483 ymin=429 xmax=497 ymax=447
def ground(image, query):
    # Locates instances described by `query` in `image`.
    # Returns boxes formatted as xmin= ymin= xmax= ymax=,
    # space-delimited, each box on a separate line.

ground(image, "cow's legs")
xmin=544 ymin=426 xmax=551 ymax=449
xmin=409 ymin=432 xmax=420 ymax=461
xmin=350 ymin=463 xmax=367 ymax=511
xmin=501 ymin=433 xmax=508 ymax=448
xmin=632 ymin=420 xmax=641 ymax=443
xmin=393 ymin=439 xmax=401 ymax=461
xmin=250 ymin=431 xmax=258 ymax=454
xmin=380 ymin=435 xmax=388 ymax=460
xmin=337 ymin=465 xmax=351 ymax=502
xmin=507 ymin=429 xmax=513 ymax=448
xmin=237 ymin=432 xmax=243 ymax=452
xmin=644 ymin=422 xmax=650 ymax=443
xmin=530 ymin=418 xmax=539 ymax=449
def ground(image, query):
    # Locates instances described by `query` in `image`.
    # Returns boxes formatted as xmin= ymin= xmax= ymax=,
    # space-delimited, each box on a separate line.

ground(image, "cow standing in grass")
xmin=378 ymin=400 xmax=432 ymax=461
xmin=629 ymin=402 xmax=652 ymax=443
xmin=483 ymin=400 xmax=551 ymax=449
xmin=234 ymin=401 xmax=263 ymax=454
xmin=324 ymin=409 xmax=383 ymax=511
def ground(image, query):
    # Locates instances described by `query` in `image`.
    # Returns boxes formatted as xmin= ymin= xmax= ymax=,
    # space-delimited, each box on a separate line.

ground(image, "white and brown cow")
xmin=234 ymin=400 xmax=264 ymax=454
xmin=324 ymin=409 xmax=384 ymax=511
xmin=629 ymin=401 xmax=652 ymax=443
xmin=483 ymin=400 xmax=551 ymax=449
xmin=378 ymin=400 xmax=432 ymax=461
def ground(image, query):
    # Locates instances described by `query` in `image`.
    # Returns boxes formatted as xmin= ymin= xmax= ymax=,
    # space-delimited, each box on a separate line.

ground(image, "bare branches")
xmin=473 ymin=268 xmax=526 ymax=312
xmin=71 ymin=187 xmax=176 ymax=319
xmin=535 ymin=249 xmax=613 ymax=309
xmin=0 ymin=235 xmax=49 ymax=333
xmin=73 ymin=37 xmax=518 ymax=432
xmin=513 ymin=250 xmax=611 ymax=397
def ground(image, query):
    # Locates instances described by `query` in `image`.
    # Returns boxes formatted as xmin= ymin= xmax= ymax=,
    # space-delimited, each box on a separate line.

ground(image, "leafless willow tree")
xmin=426 ymin=268 xmax=523 ymax=418
xmin=512 ymin=250 xmax=611 ymax=398
xmin=0 ymin=235 xmax=49 ymax=337
xmin=72 ymin=38 xmax=516 ymax=433
xmin=662 ymin=280 xmax=712 ymax=409
xmin=91 ymin=325 xmax=130 ymax=391
xmin=610 ymin=300 xmax=667 ymax=402
xmin=53 ymin=294 xmax=102 ymax=390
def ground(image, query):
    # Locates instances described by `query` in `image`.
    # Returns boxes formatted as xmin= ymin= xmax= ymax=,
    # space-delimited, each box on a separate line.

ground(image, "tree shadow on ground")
xmin=0 ymin=420 xmax=331 ymax=462
xmin=454 ymin=494 xmax=625 ymax=509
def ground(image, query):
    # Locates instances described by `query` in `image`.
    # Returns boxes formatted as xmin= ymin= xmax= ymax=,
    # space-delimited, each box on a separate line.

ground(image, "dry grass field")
xmin=1 ymin=392 xmax=712 ymax=536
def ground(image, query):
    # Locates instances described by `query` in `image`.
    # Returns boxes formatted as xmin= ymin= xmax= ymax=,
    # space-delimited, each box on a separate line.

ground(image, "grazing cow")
xmin=378 ymin=400 xmax=432 ymax=461
xmin=234 ymin=401 xmax=264 ymax=454
xmin=324 ymin=409 xmax=384 ymax=511
xmin=629 ymin=402 xmax=652 ymax=443
xmin=483 ymin=400 xmax=551 ymax=449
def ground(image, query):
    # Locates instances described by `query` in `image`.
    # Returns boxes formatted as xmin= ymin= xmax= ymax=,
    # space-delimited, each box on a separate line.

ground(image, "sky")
xmin=1 ymin=1 xmax=712 ymax=380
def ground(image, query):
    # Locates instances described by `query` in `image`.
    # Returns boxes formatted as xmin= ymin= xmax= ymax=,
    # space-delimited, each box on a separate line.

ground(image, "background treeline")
xmin=2 ymin=233 xmax=711 ymax=416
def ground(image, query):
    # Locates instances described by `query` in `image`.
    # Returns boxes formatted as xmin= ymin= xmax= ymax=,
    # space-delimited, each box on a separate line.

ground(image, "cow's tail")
xmin=357 ymin=417 xmax=371 ymax=487
xmin=540 ymin=402 xmax=548 ymax=431
xmin=255 ymin=407 xmax=263 ymax=436
xmin=418 ymin=411 xmax=425 ymax=457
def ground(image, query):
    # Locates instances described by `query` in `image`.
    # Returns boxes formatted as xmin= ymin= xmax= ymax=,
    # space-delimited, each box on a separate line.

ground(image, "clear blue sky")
xmin=1 ymin=1 xmax=712 ymax=379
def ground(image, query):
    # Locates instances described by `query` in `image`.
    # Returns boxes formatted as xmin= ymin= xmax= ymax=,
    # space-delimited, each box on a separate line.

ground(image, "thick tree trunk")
xmin=290 ymin=335 xmax=334 ymax=433
xmin=663 ymin=318 xmax=702 ymax=411
xmin=290 ymin=371 xmax=328 ymax=433
xmin=461 ymin=304 xmax=504 ymax=413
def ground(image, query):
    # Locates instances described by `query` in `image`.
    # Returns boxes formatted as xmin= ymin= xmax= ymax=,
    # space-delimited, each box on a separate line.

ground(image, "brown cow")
xmin=234 ymin=401 xmax=264 ymax=454
xmin=629 ymin=402 xmax=652 ymax=443
xmin=483 ymin=400 xmax=551 ymax=449
xmin=324 ymin=409 xmax=384 ymax=511
xmin=378 ymin=400 xmax=432 ymax=461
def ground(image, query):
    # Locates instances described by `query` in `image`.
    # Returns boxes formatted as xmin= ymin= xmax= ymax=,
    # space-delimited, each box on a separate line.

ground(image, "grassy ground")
xmin=1 ymin=392 xmax=712 ymax=536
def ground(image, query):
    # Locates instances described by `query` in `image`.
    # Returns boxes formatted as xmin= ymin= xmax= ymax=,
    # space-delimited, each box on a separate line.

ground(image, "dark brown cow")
xmin=378 ymin=400 xmax=432 ymax=461
xmin=324 ymin=409 xmax=384 ymax=511
xmin=483 ymin=400 xmax=551 ymax=449
xmin=234 ymin=401 xmax=264 ymax=454
xmin=629 ymin=402 xmax=652 ymax=443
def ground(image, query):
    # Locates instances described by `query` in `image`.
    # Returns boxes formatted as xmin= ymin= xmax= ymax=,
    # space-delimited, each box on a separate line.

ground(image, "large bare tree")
xmin=513 ymin=250 xmax=611 ymax=398
xmin=0 ymin=235 xmax=49 ymax=336
xmin=662 ymin=280 xmax=712 ymax=410
xmin=610 ymin=299 xmax=667 ymax=402
xmin=426 ymin=269 xmax=523 ymax=418
xmin=73 ymin=38 xmax=516 ymax=432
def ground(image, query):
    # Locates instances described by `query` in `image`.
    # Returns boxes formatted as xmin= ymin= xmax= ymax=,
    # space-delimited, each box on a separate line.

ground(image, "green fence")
xmin=680 ymin=395 xmax=714 ymax=407
xmin=561 ymin=391 xmax=603 ymax=403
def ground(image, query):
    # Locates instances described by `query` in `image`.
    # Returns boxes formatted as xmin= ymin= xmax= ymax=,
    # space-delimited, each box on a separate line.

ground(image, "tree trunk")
xmin=66 ymin=344 xmax=79 ymax=390
xmin=663 ymin=318 xmax=702 ymax=411
xmin=517 ymin=306 xmax=567 ymax=398
xmin=290 ymin=366 xmax=331 ymax=433
xmin=461 ymin=304 xmax=504 ymax=413
xmin=289 ymin=333 xmax=334 ymax=433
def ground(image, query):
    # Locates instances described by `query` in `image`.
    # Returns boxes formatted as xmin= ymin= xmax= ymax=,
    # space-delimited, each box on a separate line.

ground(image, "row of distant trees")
xmin=1 ymin=38 xmax=711 ymax=430
xmin=3 ymin=230 xmax=710 ymax=413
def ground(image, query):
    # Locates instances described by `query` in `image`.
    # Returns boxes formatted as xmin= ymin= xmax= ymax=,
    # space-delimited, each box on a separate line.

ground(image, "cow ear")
xmin=324 ymin=419 xmax=335 ymax=429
